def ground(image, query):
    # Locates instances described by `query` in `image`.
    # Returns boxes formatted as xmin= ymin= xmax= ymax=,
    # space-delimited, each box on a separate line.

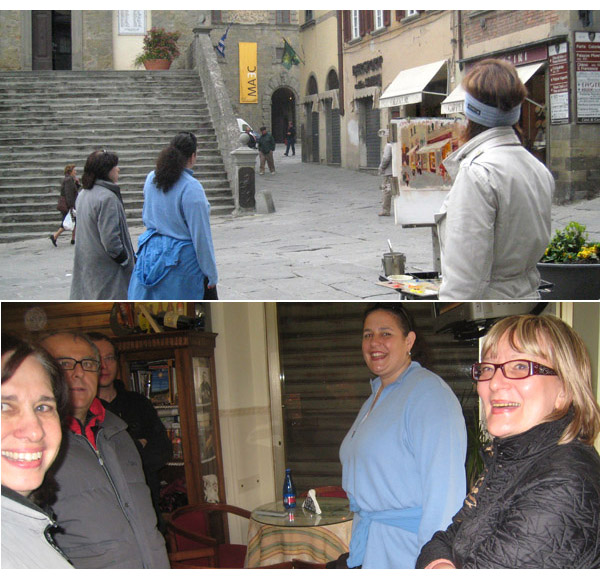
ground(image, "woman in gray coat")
xmin=436 ymin=59 xmax=554 ymax=300
xmin=1 ymin=334 xmax=73 ymax=568
xmin=70 ymin=150 xmax=135 ymax=299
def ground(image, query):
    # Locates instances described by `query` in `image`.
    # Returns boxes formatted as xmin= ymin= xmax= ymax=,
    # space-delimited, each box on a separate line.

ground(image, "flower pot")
xmin=143 ymin=59 xmax=171 ymax=70
xmin=537 ymin=262 xmax=600 ymax=299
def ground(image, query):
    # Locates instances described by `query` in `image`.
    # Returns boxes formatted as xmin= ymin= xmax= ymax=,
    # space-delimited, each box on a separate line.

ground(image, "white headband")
xmin=464 ymin=92 xmax=521 ymax=128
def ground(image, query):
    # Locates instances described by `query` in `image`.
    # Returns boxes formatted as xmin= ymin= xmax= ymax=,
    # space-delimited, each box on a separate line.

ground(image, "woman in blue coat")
xmin=339 ymin=304 xmax=467 ymax=568
xmin=128 ymin=132 xmax=218 ymax=299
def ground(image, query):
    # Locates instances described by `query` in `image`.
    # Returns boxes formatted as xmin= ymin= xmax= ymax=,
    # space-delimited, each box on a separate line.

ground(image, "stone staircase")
xmin=0 ymin=70 xmax=234 ymax=242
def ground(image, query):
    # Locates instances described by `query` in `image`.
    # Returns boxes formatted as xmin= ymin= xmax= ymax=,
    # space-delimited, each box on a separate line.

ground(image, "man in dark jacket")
xmin=40 ymin=332 xmax=169 ymax=569
xmin=284 ymin=121 xmax=296 ymax=157
xmin=257 ymin=126 xmax=276 ymax=175
xmin=88 ymin=332 xmax=172 ymax=531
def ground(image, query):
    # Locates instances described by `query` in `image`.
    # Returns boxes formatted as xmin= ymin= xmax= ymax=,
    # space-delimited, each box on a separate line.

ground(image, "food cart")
xmin=377 ymin=118 xmax=465 ymax=298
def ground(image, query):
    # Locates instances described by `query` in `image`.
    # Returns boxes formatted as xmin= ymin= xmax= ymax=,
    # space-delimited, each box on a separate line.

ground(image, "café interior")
xmin=2 ymin=300 xmax=599 ymax=568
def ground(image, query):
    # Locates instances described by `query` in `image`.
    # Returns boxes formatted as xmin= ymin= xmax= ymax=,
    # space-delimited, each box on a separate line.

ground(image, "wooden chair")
xmin=166 ymin=503 xmax=251 ymax=569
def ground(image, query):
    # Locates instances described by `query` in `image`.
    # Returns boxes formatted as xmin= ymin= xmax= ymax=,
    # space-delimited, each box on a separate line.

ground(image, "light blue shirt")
xmin=141 ymin=169 xmax=218 ymax=285
xmin=339 ymin=361 xmax=467 ymax=568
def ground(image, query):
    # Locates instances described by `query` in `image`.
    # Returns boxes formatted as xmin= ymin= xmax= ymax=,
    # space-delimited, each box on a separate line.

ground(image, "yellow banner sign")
xmin=239 ymin=42 xmax=258 ymax=104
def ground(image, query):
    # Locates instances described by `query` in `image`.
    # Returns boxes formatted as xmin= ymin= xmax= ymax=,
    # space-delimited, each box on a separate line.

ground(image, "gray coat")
xmin=436 ymin=126 xmax=554 ymax=300
xmin=51 ymin=408 xmax=169 ymax=568
xmin=378 ymin=142 xmax=393 ymax=176
xmin=1 ymin=486 xmax=73 ymax=569
xmin=70 ymin=180 xmax=135 ymax=299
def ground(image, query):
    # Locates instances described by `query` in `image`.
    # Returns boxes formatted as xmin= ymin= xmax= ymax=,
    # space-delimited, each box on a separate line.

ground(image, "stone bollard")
xmin=256 ymin=191 xmax=276 ymax=214
xmin=230 ymin=138 xmax=259 ymax=216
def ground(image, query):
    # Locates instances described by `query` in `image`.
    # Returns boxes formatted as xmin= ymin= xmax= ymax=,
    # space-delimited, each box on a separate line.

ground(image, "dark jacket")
xmin=50 ymin=399 xmax=169 ymax=568
xmin=100 ymin=379 xmax=172 ymax=474
xmin=286 ymin=125 xmax=296 ymax=143
xmin=416 ymin=412 xmax=600 ymax=569
xmin=257 ymin=131 xmax=276 ymax=154
xmin=60 ymin=175 xmax=81 ymax=210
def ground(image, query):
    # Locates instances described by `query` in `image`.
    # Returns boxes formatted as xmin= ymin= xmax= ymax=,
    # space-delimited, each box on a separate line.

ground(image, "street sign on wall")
xmin=549 ymin=42 xmax=570 ymax=125
xmin=575 ymin=31 xmax=600 ymax=124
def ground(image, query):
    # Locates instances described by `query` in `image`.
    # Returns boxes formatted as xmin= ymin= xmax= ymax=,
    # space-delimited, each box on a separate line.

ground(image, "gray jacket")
xmin=70 ymin=180 xmax=135 ymax=299
xmin=51 ymin=407 xmax=169 ymax=568
xmin=1 ymin=486 xmax=72 ymax=569
xmin=378 ymin=143 xmax=393 ymax=176
xmin=436 ymin=126 xmax=554 ymax=300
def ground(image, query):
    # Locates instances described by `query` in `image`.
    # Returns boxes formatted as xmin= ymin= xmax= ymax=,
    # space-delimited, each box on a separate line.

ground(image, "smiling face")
xmin=362 ymin=309 xmax=416 ymax=387
xmin=478 ymin=335 xmax=568 ymax=438
xmin=1 ymin=354 xmax=62 ymax=496
xmin=41 ymin=334 xmax=98 ymax=423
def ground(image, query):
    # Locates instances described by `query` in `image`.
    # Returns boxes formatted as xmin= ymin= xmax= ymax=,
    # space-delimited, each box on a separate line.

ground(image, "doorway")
xmin=271 ymin=87 xmax=295 ymax=144
xmin=32 ymin=10 xmax=72 ymax=70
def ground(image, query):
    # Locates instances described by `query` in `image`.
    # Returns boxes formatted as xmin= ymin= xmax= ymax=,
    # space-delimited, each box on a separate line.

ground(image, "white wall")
xmin=112 ymin=11 xmax=150 ymax=70
xmin=211 ymin=302 xmax=276 ymax=544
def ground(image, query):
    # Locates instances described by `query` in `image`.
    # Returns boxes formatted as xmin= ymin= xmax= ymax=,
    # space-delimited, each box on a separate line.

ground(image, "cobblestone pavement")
xmin=1 ymin=146 xmax=599 ymax=301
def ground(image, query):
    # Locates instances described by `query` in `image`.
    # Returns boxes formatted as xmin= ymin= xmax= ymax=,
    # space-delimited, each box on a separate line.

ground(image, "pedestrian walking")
xmin=437 ymin=59 xmax=554 ymax=300
xmin=257 ymin=126 xmax=276 ymax=175
xmin=377 ymin=130 xmax=395 ymax=217
xmin=284 ymin=121 xmax=296 ymax=156
xmin=70 ymin=150 xmax=135 ymax=300
xmin=50 ymin=164 xmax=80 ymax=246
xmin=128 ymin=131 xmax=218 ymax=300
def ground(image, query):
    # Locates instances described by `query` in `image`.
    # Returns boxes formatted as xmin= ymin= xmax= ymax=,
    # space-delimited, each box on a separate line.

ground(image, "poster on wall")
xmin=239 ymin=42 xmax=258 ymax=104
xmin=575 ymin=31 xmax=600 ymax=123
xmin=118 ymin=10 xmax=146 ymax=35
xmin=549 ymin=42 xmax=570 ymax=125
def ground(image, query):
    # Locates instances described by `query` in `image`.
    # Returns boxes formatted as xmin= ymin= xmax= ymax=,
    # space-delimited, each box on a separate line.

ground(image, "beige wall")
xmin=211 ymin=302 xmax=276 ymax=544
xmin=112 ymin=11 xmax=150 ymax=70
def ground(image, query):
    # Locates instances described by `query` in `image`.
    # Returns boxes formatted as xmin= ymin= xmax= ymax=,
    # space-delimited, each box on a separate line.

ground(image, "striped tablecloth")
xmin=245 ymin=517 xmax=352 ymax=567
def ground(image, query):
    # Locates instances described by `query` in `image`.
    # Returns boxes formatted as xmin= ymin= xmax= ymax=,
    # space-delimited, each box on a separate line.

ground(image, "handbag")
xmin=62 ymin=210 xmax=75 ymax=231
xmin=57 ymin=195 xmax=68 ymax=214
xmin=203 ymin=277 xmax=218 ymax=300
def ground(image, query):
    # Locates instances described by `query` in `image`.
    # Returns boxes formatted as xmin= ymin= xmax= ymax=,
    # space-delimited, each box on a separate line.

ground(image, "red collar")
xmin=68 ymin=398 xmax=106 ymax=449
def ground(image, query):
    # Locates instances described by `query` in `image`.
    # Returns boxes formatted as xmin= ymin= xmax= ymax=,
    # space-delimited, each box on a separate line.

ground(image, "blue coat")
xmin=340 ymin=362 xmax=467 ymax=568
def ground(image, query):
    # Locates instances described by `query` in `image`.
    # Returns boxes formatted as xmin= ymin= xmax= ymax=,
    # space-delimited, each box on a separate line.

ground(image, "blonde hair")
xmin=64 ymin=164 xmax=76 ymax=176
xmin=481 ymin=314 xmax=600 ymax=445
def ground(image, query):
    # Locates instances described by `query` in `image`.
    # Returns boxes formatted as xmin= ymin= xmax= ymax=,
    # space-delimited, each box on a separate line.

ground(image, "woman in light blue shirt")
xmin=128 ymin=132 xmax=218 ymax=300
xmin=339 ymin=304 xmax=467 ymax=568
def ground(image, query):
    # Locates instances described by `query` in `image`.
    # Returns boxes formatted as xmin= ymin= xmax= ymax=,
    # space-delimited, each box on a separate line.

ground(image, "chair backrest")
xmin=170 ymin=508 xmax=211 ymax=551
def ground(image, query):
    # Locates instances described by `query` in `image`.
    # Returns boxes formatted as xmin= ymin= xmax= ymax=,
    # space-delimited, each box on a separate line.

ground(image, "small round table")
xmin=245 ymin=497 xmax=353 ymax=567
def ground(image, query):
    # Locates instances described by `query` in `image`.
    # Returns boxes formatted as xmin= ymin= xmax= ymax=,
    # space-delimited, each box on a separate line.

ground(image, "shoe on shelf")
xmin=49 ymin=234 xmax=57 ymax=247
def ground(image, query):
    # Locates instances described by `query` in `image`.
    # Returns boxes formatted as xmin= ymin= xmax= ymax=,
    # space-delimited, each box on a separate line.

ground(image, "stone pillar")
xmin=230 ymin=143 xmax=259 ymax=216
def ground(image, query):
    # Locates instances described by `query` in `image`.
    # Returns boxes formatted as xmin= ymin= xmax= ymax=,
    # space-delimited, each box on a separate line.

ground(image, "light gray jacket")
xmin=1 ymin=486 xmax=72 ymax=569
xmin=436 ymin=127 xmax=554 ymax=300
xmin=51 ymin=409 xmax=169 ymax=568
xmin=70 ymin=180 xmax=135 ymax=299
xmin=378 ymin=142 xmax=394 ymax=176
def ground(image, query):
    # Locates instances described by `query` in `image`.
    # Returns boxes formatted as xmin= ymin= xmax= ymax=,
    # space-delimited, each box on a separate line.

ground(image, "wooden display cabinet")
xmin=113 ymin=331 xmax=225 ymax=509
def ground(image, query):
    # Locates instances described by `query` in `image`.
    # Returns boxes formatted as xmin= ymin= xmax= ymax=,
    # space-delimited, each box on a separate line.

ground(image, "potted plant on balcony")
xmin=134 ymin=27 xmax=181 ymax=70
xmin=537 ymin=221 xmax=600 ymax=299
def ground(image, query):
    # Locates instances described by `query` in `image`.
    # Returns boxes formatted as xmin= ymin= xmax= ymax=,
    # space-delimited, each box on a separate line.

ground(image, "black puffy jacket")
xmin=417 ymin=412 xmax=600 ymax=568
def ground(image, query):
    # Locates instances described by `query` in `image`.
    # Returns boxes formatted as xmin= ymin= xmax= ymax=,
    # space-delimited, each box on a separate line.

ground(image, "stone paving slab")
xmin=0 ymin=145 xmax=598 ymax=301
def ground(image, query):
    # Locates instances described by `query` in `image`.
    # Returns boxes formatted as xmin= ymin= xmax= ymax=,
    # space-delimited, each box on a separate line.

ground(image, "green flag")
xmin=282 ymin=40 xmax=301 ymax=70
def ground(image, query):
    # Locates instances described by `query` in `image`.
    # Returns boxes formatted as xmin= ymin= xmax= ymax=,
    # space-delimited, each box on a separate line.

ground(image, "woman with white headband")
xmin=436 ymin=59 xmax=554 ymax=300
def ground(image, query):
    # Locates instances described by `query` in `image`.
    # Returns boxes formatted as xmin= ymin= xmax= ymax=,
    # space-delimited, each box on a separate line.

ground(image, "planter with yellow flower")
xmin=537 ymin=221 xmax=600 ymax=299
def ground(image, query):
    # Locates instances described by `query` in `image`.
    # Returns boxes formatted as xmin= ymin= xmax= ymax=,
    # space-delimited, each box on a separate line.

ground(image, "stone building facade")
xmin=0 ymin=10 xmax=300 ymax=142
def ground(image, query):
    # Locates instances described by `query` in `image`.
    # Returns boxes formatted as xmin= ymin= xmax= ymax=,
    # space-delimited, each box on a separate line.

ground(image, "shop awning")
xmin=379 ymin=60 xmax=447 ymax=109
xmin=417 ymin=138 xmax=451 ymax=154
xmin=441 ymin=61 xmax=545 ymax=115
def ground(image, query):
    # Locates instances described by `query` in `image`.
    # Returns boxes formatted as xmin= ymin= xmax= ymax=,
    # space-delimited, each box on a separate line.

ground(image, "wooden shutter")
xmin=396 ymin=10 xmax=406 ymax=21
xmin=365 ymin=11 xmax=374 ymax=34
xmin=359 ymin=10 xmax=366 ymax=37
xmin=383 ymin=10 xmax=391 ymax=27
xmin=343 ymin=11 xmax=351 ymax=43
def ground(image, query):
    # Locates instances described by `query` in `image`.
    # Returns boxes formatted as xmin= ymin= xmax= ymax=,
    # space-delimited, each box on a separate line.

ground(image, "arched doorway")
xmin=32 ymin=10 xmax=72 ymax=70
xmin=271 ymin=87 xmax=295 ymax=144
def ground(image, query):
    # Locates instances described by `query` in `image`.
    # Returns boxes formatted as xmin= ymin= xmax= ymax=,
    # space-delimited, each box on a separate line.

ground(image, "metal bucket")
xmin=382 ymin=252 xmax=406 ymax=276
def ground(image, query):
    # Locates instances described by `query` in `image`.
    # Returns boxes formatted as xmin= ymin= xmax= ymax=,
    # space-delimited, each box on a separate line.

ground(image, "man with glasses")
xmin=87 ymin=332 xmax=171 ymax=531
xmin=39 ymin=332 xmax=169 ymax=569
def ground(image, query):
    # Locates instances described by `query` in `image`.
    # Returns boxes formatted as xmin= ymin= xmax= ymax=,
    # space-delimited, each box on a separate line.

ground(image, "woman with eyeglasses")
xmin=70 ymin=150 xmax=135 ymax=300
xmin=417 ymin=314 xmax=600 ymax=569
xmin=336 ymin=304 xmax=467 ymax=569
xmin=436 ymin=59 xmax=554 ymax=300
xmin=2 ymin=334 xmax=73 ymax=568
xmin=128 ymin=131 xmax=218 ymax=300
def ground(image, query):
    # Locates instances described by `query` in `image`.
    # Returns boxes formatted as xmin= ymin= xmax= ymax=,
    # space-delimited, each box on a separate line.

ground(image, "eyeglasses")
xmin=101 ymin=355 xmax=117 ymax=364
xmin=471 ymin=360 xmax=557 ymax=381
xmin=56 ymin=357 xmax=101 ymax=373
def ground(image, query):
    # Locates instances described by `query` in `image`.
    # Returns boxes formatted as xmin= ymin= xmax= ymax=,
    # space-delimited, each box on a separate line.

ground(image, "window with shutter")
xmin=396 ymin=10 xmax=406 ymax=21
xmin=383 ymin=10 xmax=391 ymax=27
xmin=343 ymin=11 xmax=351 ymax=43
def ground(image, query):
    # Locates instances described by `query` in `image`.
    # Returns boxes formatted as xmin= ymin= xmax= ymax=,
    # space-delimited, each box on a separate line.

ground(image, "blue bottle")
xmin=283 ymin=468 xmax=296 ymax=509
